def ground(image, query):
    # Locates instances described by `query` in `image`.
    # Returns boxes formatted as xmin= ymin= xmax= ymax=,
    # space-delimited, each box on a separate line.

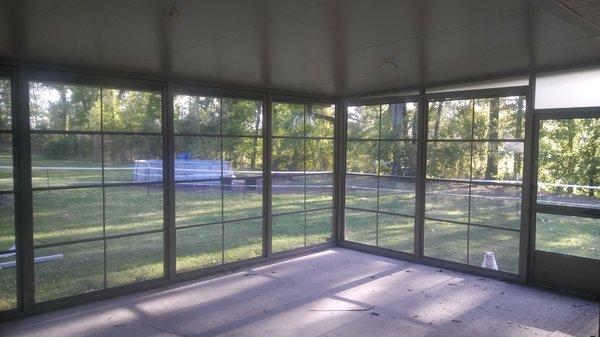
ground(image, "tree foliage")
xmin=347 ymin=103 xmax=418 ymax=177
xmin=272 ymin=102 xmax=334 ymax=172
xmin=25 ymin=82 xmax=599 ymax=199
xmin=0 ymin=79 xmax=11 ymax=154
xmin=426 ymin=97 xmax=525 ymax=181
xmin=539 ymin=118 xmax=599 ymax=197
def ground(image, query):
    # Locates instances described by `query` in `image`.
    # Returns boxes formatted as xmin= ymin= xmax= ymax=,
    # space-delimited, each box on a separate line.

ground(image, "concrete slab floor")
xmin=1 ymin=248 xmax=598 ymax=337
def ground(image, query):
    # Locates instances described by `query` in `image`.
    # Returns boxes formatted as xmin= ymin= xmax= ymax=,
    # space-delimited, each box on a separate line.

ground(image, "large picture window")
xmin=174 ymin=93 xmax=263 ymax=272
xmin=29 ymin=81 xmax=164 ymax=302
xmin=271 ymin=101 xmax=335 ymax=252
xmin=0 ymin=76 xmax=16 ymax=311
xmin=345 ymin=102 xmax=418 ymax=253
xmin=424 ymin=96 xmax=525 ymax=273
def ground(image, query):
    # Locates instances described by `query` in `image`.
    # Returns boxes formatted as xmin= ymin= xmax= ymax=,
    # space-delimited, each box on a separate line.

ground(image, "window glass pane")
xmin=105 ymin=185 xmax=163 ymax=235
xmin=537 ymin=118 xmax=600 ymax=208
xmin=175 ymin=136 xmax=221 ymax=182
xmin=271 ymin=174 xmax=304 ymax=214
xmin=174 ymin=95 xmax=220 ymax=134
xmin=378 ymin=214 xmax=413 ymax=253
xmin=0 ymin=197 xmax=14 ymax=242
xmin=104 ymin=135 xmax=162 ymax=183
xmin=424 ymin=94 xmax=523 ymax=272
xmin=33 ymin=188 xmax=103 ymax=245
xmin=425 ymin=181 xmax=470 ymax=223
xmin=471 ymin=142 xmax=523 ymax=182
xmin=101 ymin=89 xmax=161 ymax=133
xmin=345 ymin=175 xmax=378 ymax=211
xmin=473 ymin=97 xmax=525 ymax=139
xmin=345 ymin=209 xmax=377 ymax=245
xmin=31 ymin=134 xmax=102 ymax=188
xmin=34 ymin=241 xmax=104 ymax=302
xmin=536 ymin=213 xmax=599 ymax=259
xmin=306 ymin=104 xmax=334 ymax=138
xmin=379 ymin=141 xmax=416 ymax=177
xmin=347 ymin=105 xmax=379 ymax=139
xmin=272 ymin=138 xmax=304 ymax=214
xmin=0 ymin=80 xmax=14 ymax=311
xmin=272 ymin=103 xmax=304 ymax=137
xmin=0 ymin=134 xmax=13 ymax=191
xmin=272 ymin=213 xmax=305 ymax=253
xmin=224 ymin=219 xmax=262 ymax=263
xmin=223 ymin=185 xmax=262 ymax=221
xmin=427 ymin=100 xmax=472 ymax=140
xmin=176 ymin=225 xmax=222 ymax=272
xmin=426 ymin=142 xmax=471 ymax=180
xmin=29 ymin=82 xmax=101 ymax=131
xmin=222 ymin=98 xmax=262 ymax=136
xmin=381 ymin=102 xmax=418 ymax=139
xmin=272 ymin=138 xmax=303 ymax=172
xmin=223 ymin=137 xmax=262 ymax=177
xmin=272 ymin=100 xmax=334 ymax=252
xmin=469 ymin=227 xmax=519 ymax=273
xmin=305 ymin=174 xmax=332 ymax=210
xmin=346 ymin=141 xmax=378 ymax=174
xmin=306 ymin=209 xmax=332 ymax=246
xmin=424 ymin=220 xmax=467 ymax=263
xmin=470 ymin=185 xmax=521 ymax=230
xmin=175 ymin=183 xmax=222 ymax=227
xmin=0 ymin=194 xmax=16 ymax=310
xmin=0 ymin=79 xmax=11 ymax=130
xmin=378 ymin=176 xmax=415 ymax=216
xmin=27 ymin=81 xmax=167 ymax=304
xmin=106 ymin=233 xmax=163 ymax=287
xmin=306 ymin=139 xmax=333 ymax=172
xmin=535 ymin=67 xmax=600 ymax=109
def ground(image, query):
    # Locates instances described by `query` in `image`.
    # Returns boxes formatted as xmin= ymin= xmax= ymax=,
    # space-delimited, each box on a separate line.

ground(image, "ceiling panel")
xmin=0 ymin=0 xmax=598 ymax=96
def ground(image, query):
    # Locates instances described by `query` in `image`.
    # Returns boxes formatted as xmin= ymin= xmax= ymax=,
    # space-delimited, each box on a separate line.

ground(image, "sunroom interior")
xmin=0 ymin=1 xmax=599 ymax=336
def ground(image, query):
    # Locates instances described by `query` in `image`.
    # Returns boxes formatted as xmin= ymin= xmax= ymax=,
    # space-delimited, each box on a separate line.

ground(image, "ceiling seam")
xmin=0 ymin=0 xmax=69 ymax=49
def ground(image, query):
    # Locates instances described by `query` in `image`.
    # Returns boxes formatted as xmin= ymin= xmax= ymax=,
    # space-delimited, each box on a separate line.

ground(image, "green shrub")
xmin=44 ymin=137 xmax=92 ymax=159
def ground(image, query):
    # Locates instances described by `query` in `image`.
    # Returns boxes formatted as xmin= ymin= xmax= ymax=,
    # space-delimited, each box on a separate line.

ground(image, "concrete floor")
xmin=1 ymin=248 xmax=598 ymax=337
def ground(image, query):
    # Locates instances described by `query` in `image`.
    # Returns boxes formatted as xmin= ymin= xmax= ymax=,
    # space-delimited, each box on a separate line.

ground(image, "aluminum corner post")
xmin=415 ymin=87 xmax=427 ymax=259
xmin=263 ymin=92 xmax=273 ymax=257
xmin=164 ymin=81 xmax=176 ymax=280
xmin=334 ymin=100 xmax=347 ymax=243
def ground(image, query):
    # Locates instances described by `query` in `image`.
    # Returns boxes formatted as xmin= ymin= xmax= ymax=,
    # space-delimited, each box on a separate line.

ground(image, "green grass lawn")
xmin=0 ymin=153 xmax=13 ymax=191
xmin=0 ymin=156 xmax=334 ymax=309
xmin=0 ymin=182 xmax=333 ymax=310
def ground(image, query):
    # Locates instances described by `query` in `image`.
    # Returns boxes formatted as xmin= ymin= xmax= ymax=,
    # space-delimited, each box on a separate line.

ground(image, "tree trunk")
xmin=59 ymin=86 xmax=69 ymax=130
xmin=390 ymin=103 xmax=406 ymax=175
xmin=250 ymin=101 xmax=261 ymax=169
xmin=514 ymin=97 xmax=524 ymax=176
xmin=587 ymin=130 xmax=598 ymax=197
xmin=433 ymin=102 xmax=443 ymax=139
xmin=484 ymin=98 xmax=500 ymax=180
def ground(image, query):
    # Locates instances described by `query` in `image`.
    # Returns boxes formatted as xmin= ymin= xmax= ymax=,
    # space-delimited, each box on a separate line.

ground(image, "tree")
xmin=0 ymin=80 xmax=11 ymax=155
xmin=250 ymin=101 xmax=262 ymax=169
xmin=484 ymin=98 xmax=500 ymax=180
xmin=432 ymin=101 xmax=443 ymax=139
xmin=514 ymin=97 xmax=524 ymax=175
xmin=390 ymin=103 xmax=409 ymax=176
xmin=538 ymin=118 xmax=599 ymax=198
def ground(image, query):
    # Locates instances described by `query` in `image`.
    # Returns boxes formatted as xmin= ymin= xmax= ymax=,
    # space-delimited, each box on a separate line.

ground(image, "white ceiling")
xmin=1 ymin=0 xmax=599 ymax=96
